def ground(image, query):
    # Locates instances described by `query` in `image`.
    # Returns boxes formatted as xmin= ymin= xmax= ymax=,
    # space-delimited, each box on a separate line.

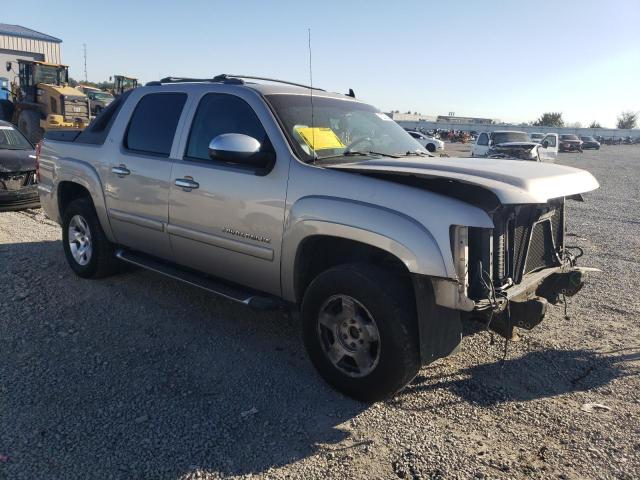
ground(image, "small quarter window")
xmin=125 ymin=92 xmax=187 ymax=156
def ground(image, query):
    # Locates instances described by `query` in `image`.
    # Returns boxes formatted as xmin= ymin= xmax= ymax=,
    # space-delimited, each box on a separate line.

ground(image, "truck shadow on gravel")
xmin=1 ymin=240 xmax=370 ymax=479
xmin=396 ymin=347 xmax=638 ymax=409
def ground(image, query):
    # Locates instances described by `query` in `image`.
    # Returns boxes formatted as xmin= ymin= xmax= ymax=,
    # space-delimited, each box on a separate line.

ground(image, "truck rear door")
xmin=105 ymin=91 xmax=187 ymax=259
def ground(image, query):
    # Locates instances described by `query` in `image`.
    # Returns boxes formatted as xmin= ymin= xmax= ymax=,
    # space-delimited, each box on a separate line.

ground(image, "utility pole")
xmin=83 ymin=43 xmax=88 ymax=82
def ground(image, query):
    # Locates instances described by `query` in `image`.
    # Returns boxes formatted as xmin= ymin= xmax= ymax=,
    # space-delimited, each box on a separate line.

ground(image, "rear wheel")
xmin=0 ymin=99 xmax=14 ymax=122
xmin=62 ymin=197 xmax=119 ymax=278
xmin=302 ymin=263 xmax=420 ymax=402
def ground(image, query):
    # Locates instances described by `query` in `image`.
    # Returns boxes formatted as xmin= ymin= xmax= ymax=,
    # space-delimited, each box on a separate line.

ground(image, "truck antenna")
xmin=308 ymin=28 xmax=317 ymax=162
xmin=83 ymin=43 xmax=88 ymax=83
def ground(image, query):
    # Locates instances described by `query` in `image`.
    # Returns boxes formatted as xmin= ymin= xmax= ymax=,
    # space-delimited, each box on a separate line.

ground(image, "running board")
xmin=115 ymin=249 xmax=281 ymax=310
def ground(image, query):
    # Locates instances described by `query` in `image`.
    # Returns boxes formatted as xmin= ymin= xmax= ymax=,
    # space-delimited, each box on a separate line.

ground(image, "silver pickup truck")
xmin=37 ymin=75 xmax=599 ymax=401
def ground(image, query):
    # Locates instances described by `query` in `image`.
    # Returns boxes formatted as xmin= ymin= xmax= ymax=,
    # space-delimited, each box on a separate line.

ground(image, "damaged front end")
xmin=487 ymin=143 xmax=539 ymax=161
xmin=434 ymin=198 xmax=597 ymax=339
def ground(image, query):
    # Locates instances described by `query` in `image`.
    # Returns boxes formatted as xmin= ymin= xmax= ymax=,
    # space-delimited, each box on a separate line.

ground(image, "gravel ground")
xmin=1 ymin=145 xmax=639 ymax=480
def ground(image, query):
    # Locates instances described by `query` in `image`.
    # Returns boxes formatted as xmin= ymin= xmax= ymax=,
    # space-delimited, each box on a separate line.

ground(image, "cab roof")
xmin=144 ymin=74 xmax=357 ymax=101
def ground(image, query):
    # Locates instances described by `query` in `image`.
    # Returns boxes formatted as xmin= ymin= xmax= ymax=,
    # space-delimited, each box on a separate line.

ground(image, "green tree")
xmin=533 ymin=112 xmax=564 ymax=127
xmin=617 ymin=111 xmax=637 ymax=129
xmin=588 ymin=121 xmax=602 ymax=128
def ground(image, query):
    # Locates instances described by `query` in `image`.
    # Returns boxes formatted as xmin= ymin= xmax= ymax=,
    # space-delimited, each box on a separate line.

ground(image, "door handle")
xmin=112 ymin=165 xmax=130 ymax=176
xmin=175 ymin=178 xmax=199 ymax=190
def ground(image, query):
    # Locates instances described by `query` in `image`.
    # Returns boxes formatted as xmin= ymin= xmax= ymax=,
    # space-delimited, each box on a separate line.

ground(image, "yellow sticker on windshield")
xmin=295 ymin=127 xmax=345 ymax=150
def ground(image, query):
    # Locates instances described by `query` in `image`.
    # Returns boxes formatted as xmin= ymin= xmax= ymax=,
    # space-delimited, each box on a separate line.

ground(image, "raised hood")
xmin=327 ymin=157 xmax=599 ymax=204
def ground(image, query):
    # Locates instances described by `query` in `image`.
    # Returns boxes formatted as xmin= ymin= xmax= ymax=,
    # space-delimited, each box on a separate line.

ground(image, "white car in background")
xmin=530 ymin=132 xmax=545 ymax=143
xmin=407 ymin=131 xmax=445 ymax=153
xmin=472 ymin=130 xmax=558 ymax=162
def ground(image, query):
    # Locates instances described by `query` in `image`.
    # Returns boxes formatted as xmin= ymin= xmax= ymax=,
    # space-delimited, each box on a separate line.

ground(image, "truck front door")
xmin=167 ymin=91 xmax=289 ymax=296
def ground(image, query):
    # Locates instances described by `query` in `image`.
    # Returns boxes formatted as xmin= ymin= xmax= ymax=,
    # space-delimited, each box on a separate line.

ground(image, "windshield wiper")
xmin=312 ymin=150 xmax=400 ymax=163
xmin=403 ymin=150 xmax=433 ymax=157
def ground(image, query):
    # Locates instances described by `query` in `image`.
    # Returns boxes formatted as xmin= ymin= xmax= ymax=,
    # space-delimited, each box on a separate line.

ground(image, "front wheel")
xmin=301 ymin=263 xmax=420 ymax=402
xmin=426 ymin=143 xmax=436 ymax=153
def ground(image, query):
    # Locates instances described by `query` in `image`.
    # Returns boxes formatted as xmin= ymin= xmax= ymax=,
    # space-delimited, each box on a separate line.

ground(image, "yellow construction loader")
xmin=6 ymin=60 xmax=90 ymax=143
xmin=112 ymin=74 xmax=138 ymax=96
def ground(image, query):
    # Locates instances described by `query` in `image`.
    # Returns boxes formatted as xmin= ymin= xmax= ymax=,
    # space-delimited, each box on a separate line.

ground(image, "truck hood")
xmin=326 ymin=157 xmax=599 ymax=204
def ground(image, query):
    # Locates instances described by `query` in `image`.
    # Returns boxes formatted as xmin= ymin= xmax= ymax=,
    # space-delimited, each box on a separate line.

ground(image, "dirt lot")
xmin=1 ymin=145 xmax=639 ymax=479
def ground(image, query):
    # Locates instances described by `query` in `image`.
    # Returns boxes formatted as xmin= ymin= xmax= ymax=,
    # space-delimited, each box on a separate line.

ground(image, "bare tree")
xmin=617 ymin=111 xmax=637 ymax=129
xmin=533 ymin=112 xmax=564 ymax=127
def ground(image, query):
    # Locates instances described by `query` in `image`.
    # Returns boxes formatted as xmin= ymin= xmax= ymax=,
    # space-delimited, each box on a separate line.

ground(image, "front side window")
xmin=125 ymin=93 xmax=187 ymax=156
xmin=544 ymin=135 xmax=557 ymax=147
xmin=185 ymin=93 xmax=269 ymax=161
xmin=477 ymin=133 xmax=489 ymax=146
xmin=265 ymin=94 xmax=426 ymax=163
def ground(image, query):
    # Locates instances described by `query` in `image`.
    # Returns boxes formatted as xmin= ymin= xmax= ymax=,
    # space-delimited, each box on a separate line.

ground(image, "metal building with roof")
xmin=0 ymin=23 xmax=62 ymax=86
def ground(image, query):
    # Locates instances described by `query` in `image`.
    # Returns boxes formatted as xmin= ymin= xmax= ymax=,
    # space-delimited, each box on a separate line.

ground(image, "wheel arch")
xmin=53 ymin=164 xmax=115 ymax=242
xmin=281 ymin=196 xmax=448 ymax=304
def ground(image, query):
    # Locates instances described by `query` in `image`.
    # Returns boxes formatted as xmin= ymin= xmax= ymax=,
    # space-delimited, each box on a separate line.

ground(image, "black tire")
xmin=0 ymin=99 xmax=14 ymax=122
xmin=62 ymin=197 xmax=119 ymax=278
xmin=17 ymin=109 xmax=44 ymax=144
xmin=301 ymin=263 xmax=420 ymax=402
xmin=426 ymin=143 xmax=436 ymax=153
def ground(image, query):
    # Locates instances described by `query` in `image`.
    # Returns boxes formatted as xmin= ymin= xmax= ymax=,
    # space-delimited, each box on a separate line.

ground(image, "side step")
xmin=115 ymin=249 xmax=282 ymax=310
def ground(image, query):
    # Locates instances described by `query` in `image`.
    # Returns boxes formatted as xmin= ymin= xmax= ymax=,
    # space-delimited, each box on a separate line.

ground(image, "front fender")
xmin=281 ymin=196 xmax=448 ymax=303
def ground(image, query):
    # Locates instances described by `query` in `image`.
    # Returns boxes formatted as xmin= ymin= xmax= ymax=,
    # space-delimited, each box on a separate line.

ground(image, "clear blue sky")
xmin=6 ymin=0 xmax=639 ymax=127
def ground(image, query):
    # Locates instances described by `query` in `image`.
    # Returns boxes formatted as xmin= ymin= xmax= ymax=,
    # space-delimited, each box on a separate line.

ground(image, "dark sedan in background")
xmin=559 ymin=134 xmax=583 ymax=152
xmin=0 ymin=120 xmax=39 ymax=211
xmin=580 ymin=136 xmax=601 ymax=150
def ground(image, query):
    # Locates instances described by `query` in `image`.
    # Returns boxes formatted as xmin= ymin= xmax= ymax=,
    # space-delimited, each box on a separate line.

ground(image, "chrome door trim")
xmin=108 ymin=208 xmax=165 ymax=232
xmin=166 ymin=223 xmax=274 ymax=261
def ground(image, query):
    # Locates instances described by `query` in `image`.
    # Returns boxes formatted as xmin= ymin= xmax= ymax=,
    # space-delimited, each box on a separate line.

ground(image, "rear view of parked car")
xmin=0 ymin=121 xmax=39 ymax=211
xmin=407 ymin=131 xmax=444 ymax=152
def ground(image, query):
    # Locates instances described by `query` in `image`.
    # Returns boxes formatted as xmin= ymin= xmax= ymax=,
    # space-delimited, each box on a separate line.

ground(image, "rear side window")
xmin=76 ymin=90 xmax=132 ymax=145
xmin=125 ymin=93 xmax=187 ymax=156
xmin=185 ymin=93 xmax=269 ymax=161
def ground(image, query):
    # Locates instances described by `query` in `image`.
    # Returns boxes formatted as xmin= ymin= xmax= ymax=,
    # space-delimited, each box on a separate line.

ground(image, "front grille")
xmin=0 ymin=171 xmax=34 ymax=191
xmin=524 ymin=220 xmax=557 ymax=273
xmin=63 ymin=97 xmax=90 ymax=122
xmin=467 ymin=201 xmax=565 ymax=300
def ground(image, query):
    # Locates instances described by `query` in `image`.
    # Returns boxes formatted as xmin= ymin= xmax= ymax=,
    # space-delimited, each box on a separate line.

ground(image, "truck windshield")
xmin=0 ymin=126 xmax=32 ymax=150
xmin=492 ymin=132 xmax=530 ymax=144
xmin=265 ymin=94 xmax=425 ymax=162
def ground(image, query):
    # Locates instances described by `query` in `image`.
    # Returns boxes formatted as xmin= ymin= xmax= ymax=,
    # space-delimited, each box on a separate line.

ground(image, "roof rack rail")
xmin=146 ymin=74 xmax=325 ymax=91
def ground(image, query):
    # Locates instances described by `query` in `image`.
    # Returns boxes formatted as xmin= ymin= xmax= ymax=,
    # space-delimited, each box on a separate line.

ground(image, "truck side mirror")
xmin=542 ymin=140 xmax=549 ymax=148
xmin=208 ymin=133 xmax=274 ymax=169
xmin=5 ymin=62 xmax=11 ymax=72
